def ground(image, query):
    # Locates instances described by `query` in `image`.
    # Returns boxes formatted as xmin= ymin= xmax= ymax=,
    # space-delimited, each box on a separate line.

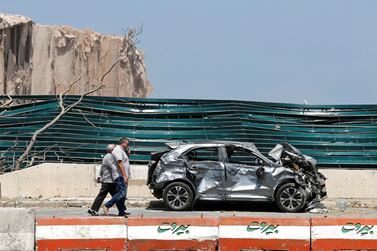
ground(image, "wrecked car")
xmin=147 ymin=141 xmax=327 ymax=212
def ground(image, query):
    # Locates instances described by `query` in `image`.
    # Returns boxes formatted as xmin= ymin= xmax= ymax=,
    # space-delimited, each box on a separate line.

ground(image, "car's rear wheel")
xmin=275 ymin=183 xmax=306 ymax=212
xmin=163 ymin=182 xmax=194 ymax=211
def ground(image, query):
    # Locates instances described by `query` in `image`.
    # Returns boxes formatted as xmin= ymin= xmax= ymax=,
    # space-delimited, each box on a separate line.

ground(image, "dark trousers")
xmin=105 ymin=176 xmax=127 ymax=215
xmin=91 ymin=182 xmax=119 ymax=212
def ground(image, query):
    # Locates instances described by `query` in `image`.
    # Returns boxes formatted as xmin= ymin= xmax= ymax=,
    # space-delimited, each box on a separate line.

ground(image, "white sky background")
xmin=3 ymin=1 xmax=377 ymax=104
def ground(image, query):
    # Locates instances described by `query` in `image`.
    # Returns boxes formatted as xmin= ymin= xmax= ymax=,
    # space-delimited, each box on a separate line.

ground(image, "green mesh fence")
xmin=1 ymin=95 xmax=376 ymax=171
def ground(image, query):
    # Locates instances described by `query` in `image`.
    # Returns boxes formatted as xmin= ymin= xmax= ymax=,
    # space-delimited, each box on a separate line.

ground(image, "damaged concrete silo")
xmin=0 ymin=13 xmax=152 ymax=97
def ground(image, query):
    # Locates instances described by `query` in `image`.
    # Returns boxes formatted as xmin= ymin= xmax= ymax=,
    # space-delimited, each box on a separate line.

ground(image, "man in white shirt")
xmin=103 ymin=137 xmax=131 ymax=216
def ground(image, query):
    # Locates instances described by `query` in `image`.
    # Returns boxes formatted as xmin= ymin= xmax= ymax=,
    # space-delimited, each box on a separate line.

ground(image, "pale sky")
xmin=3 ymin=1 xmax=377 ymax=104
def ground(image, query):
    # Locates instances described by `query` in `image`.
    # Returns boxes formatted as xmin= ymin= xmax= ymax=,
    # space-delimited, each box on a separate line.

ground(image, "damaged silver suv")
xmin=147 ymin=141 xmax=326 ymax=212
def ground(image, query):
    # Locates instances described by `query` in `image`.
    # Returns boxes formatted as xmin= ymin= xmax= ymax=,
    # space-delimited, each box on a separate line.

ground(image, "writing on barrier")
xmin=246 ymin=221 xmax=279 ymax=235
xmin=341 ymin=222 xmax=374 ymax=236
xmin=157 ymin=222 xmax=190 ymax=236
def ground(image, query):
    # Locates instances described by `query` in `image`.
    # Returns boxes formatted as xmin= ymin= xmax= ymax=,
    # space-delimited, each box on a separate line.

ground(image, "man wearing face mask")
xmin=103 ymin=137 xmax=131 ymax=217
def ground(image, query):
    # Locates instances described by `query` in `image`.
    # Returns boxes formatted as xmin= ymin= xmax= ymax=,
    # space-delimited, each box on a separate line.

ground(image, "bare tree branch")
xmin=101 ymin=59 xmax=120 ymax=84
xmin=25 ymin=144 xmax=58 ymax=167
xmin=61 ymin=75 xmax=82 ymax=97
xmin=0 ymin=95 xmax=14 ymax=117
xmin=13 ymin=27 xmax=143 ymax=170
xmin=14 ymin=82 xmax=104 ymax=170
xmin=78 ymin=110 xmax=98 ymax=128
xmin=2 ymin=95 xmax=13 ymax=107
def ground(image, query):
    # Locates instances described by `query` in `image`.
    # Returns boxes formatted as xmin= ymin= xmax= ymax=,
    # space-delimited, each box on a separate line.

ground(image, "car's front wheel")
xmin=163 ymin=182 xmax=194 ymax=211
xmin=275 ymin=183 xmax=306 ymax=212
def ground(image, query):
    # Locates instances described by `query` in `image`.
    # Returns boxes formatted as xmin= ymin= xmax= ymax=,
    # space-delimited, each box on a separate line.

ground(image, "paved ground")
xmin=36 ymin=199 xmax=377 ymax=218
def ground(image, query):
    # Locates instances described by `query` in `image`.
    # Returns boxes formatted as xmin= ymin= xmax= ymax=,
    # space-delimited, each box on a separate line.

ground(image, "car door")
xmin=183 ymin=146 xmax=226 ymax=199
xmin=224 ymin=146 xmax=271 ymax=201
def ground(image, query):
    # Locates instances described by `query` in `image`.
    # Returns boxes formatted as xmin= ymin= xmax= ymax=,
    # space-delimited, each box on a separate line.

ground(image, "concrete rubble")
xmin=0 ymin=13 xmax=152 ymax=97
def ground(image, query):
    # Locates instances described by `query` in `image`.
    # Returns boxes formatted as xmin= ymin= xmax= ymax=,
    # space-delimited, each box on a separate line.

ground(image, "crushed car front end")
xmin=269 ymin=143 xmax=327 ymax=209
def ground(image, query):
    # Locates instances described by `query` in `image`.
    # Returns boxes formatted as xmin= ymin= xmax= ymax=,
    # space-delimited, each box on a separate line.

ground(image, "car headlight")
xmin=295 ymin=174 xmax=306 ymax=186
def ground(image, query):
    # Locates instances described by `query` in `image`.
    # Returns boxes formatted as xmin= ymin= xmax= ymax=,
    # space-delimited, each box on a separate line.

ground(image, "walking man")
xmin=88 ymin=144 xmax=118 ymax=216
xmin=103 ymin=137 xmax=131 ymax=216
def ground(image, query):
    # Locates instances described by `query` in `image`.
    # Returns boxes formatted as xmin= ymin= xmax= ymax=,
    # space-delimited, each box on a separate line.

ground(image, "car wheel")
xmin=163 ymin=182 xmax=194 ymax=211
xmin=275 ymin=183 xmax=306 ymax=212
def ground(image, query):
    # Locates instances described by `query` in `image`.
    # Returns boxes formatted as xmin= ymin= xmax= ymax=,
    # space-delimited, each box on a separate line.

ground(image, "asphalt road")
xmin=36 ymin=200 xmax=377 ymax=218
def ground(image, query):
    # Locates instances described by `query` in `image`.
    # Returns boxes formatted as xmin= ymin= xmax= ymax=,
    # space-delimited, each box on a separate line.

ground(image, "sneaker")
xmin=124 ymin=212 xmax=131 ymax=216
xmin=87 ymin=209 xmax=98 ymax=216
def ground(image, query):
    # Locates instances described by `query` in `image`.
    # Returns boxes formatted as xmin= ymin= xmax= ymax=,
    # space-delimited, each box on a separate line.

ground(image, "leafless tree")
xmin=13 ymin=27 xmax=143 ymax=170
xmin=0 ymin=94 xmax=13 ymax=116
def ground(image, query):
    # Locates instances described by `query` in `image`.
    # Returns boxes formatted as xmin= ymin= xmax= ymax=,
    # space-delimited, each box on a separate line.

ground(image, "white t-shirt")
xmin=111 ymin=145 xmax=131 ymax=178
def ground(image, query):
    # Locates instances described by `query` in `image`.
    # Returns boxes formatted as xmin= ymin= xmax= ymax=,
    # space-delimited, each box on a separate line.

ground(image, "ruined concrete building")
xmin=0 ymin=13 xmax=152 ymax=97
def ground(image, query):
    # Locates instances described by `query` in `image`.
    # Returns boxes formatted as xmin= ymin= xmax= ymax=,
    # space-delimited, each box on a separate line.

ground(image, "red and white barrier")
xmin=36 ymin=217 xmax=127 ymax=251
xmin=35 ymin=215 xmax=377 ymax=250
xmin=312 ymin=217 xmax=377 ymax=251
xmin=219 ymin=217 xmax=310 ymax=251
xmin=127 ymin=216 xmax=218 ymax=251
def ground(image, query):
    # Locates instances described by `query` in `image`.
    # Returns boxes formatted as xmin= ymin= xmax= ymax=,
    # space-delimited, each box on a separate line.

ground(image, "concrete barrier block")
xmin=312 ymin=217 xmax=377 ymax=251
xmin=36 ymin=217 xmax=127 ymax=251
xmin=0 ymin=207 xmax=35 ymax=251
xmin=127 ymin=216 xmax=218 ymax=251
xmin=219 ymin=216 xmax=310 ymax=251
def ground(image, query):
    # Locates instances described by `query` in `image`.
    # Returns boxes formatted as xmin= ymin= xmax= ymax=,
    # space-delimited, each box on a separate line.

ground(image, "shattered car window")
xmin=186 ymin=147 xmax=219 ymax=162
xmin=226 ymin=147 xmax=261 ymax=166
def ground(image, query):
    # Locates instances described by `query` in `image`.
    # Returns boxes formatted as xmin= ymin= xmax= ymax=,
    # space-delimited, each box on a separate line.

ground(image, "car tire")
xmin=275 ymin=183 xmax=306 ymax=212
xmin=163 ymin=182 xmax=194 ymax=211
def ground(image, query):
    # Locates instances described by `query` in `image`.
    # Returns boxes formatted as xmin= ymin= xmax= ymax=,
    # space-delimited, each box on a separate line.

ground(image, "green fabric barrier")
xmin=0 ymin=95 xmax=376 ymax=171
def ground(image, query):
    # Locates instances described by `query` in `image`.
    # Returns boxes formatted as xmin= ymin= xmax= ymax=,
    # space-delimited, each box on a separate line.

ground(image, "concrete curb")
xmin=0 ymin=197 xmax=151 ymax=208
xmin=1 ymin=198 xmax=377 ymax=210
